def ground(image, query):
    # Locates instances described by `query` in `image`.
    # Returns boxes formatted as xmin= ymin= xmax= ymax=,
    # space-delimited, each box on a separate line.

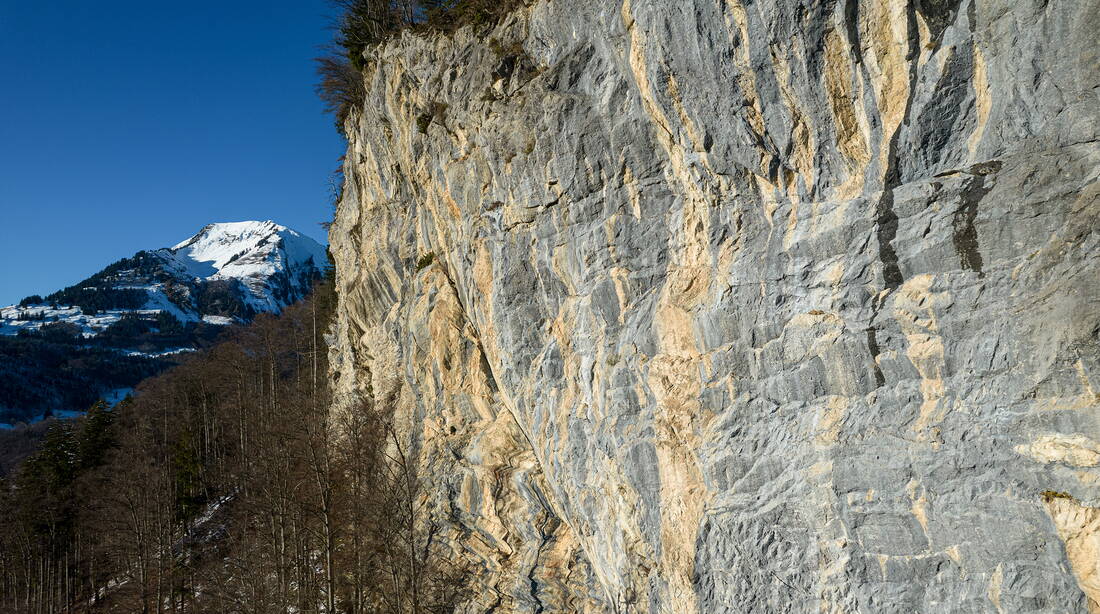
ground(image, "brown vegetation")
xmin=0 ymin=281 xmax=469 ymax=613
xmin=317 ymin=0 xmax=527 ymax=126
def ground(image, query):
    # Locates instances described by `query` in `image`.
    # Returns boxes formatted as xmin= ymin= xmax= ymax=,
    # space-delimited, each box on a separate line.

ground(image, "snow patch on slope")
xmin=0 ymin=305 xmax=127 ymax=337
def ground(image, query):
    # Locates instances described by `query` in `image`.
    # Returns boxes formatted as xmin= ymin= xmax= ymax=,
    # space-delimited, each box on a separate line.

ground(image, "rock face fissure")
xmin=328 ymin=0 xmax=1100 ymax=611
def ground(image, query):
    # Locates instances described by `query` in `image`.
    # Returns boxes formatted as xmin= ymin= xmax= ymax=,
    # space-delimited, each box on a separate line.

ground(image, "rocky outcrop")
xmin=327 ymin=0 xmax=1100 ymax=611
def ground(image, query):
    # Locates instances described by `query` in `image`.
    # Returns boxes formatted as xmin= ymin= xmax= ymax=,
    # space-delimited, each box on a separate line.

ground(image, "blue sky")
xmin=0 ymin=1 xmax=345 ymax=305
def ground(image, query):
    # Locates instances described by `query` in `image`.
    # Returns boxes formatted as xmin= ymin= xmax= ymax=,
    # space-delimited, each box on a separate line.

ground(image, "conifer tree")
xmin=77 ymin=400 xmax=115 ymax=470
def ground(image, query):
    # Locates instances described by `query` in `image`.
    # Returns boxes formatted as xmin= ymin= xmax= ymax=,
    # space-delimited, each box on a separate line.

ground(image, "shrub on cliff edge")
xmin=316 ymin=0 xmax=527 ymax=128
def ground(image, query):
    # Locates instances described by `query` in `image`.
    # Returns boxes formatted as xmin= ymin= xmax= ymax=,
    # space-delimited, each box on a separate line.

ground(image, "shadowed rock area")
xmin=328 ymin=0 xmax=1100 ymax=611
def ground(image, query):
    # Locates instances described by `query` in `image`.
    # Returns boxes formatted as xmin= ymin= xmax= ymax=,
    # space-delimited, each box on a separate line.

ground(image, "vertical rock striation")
xmin=328 ymin=0 xmax=1100 ymax=611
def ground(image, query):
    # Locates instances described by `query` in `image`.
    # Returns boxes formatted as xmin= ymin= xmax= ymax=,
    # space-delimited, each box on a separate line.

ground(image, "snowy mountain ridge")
xmin=1 ymin=220 xmax=328 ymax=338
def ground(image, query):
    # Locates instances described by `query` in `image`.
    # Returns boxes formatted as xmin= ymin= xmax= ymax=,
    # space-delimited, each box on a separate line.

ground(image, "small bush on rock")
xmin=317 ymin=0 xmax=528 ymax=128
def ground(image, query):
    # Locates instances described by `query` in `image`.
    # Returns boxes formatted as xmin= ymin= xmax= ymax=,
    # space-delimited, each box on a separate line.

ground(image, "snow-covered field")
xmin=121 ymin=347 xmax=197 ymax=358
xmin=2 ymin=304 xmax=130 ymax=336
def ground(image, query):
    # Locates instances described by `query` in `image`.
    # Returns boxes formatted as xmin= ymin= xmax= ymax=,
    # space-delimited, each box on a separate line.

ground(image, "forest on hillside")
xmin=0 ymin=310 xmax=238 ymax=426
xmin=0 ymin=282 xmax=469 ymax=613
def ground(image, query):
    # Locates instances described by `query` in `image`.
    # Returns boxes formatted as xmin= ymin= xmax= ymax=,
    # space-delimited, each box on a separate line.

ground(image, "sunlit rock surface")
xmin=328 ymin=0 xmax=1100 ymax=611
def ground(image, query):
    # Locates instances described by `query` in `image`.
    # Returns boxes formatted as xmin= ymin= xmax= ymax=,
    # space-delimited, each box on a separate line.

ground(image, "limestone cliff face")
xmin=328 ymin=0 xmax=1100 ymax=611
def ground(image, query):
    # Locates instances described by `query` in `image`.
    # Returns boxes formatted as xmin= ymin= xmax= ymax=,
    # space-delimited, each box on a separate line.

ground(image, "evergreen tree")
xmin=171 ymin=429 xmax=205 ymax=522
xmin=25 ymin=421 xmax=77 ymax=489
xmin=77 ymin=400 xmax=116 ymax=470
xmin=155 ymin=310 xmax=184 ymax=336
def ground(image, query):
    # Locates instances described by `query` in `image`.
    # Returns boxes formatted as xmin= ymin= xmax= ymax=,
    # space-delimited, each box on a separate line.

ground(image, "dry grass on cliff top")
xmin=318 ymin=0 xmax=528 ymax=126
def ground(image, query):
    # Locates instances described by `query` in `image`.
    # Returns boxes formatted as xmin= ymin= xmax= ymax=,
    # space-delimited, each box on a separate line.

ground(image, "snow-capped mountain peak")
xmin=2 ymin=220 xmax=328 ymax=338
xmin=173 ymin=220 xmax=284 ymax=259
xmin=159 ymin=221 xmax=328 ymax=311
xmin=159 ymin=221 xmax=327 ymax=314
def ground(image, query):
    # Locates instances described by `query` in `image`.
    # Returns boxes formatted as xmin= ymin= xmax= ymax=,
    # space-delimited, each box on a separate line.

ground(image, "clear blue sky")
xmin=0 ymin=1 xmax=345 ymax=305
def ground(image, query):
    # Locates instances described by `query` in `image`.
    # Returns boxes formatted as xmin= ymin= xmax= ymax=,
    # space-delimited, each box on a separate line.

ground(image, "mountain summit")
xmin=0 ymin=221 xmax=328 ymax=423
xmin=159 ymin=220 xmax=329 ymax=314
xmin=3 ymin=220 xmax=328 ymax=336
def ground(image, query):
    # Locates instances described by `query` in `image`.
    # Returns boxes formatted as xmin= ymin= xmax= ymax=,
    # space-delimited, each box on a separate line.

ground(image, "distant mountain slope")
xmin=3 ymin=220 xmax=328 ymax=336
xmin=0 ymin=221 xmax=328 ymax=424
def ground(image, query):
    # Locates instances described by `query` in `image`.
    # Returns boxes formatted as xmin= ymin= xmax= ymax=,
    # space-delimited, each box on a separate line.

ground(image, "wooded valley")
xmin=0 ymin=282 xmax=469 ymax=613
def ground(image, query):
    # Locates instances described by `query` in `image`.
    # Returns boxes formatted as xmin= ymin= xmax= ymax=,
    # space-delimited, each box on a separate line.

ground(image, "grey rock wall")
xmin=328 ymin=0 xmax=1100 ymax=611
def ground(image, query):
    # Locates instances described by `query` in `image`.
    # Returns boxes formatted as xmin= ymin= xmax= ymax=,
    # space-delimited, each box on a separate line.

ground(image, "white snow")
xmin=140 ymin=285 xmax=199 ymax=323
xmin=202 ymin=315 xmax=235 ymax=326
xmin=159 ymin=220 xmax=328 ymax=312
xmin=192 ymin=493 xmax=234 ymax=529
xmin=0 ymin=304 xmax=126 ymax=337
xmin=121 ymin=347 xmax=197 ymax=358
